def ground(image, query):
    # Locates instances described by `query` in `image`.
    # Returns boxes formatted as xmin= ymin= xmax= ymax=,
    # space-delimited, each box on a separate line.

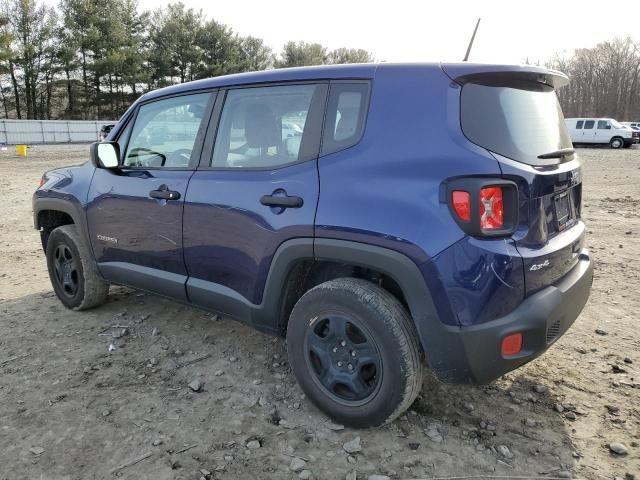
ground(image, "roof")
xmin=138 ymin=62 xmax=568 ymax=103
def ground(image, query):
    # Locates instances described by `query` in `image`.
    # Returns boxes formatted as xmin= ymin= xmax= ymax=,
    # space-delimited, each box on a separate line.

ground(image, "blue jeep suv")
xmin=34 ymin=63 xmax=593 ymax=427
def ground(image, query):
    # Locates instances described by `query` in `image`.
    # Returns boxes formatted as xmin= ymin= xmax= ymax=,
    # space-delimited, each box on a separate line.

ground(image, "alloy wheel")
xmin=304 ymin=314 xmax=382 ymax=406
xmin=53 ymin=244 xmax=79 ymax=297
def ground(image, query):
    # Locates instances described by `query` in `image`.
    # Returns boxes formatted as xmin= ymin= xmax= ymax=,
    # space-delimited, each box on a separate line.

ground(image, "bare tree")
xmin=549 ymin=37 xmax=640 ymax=121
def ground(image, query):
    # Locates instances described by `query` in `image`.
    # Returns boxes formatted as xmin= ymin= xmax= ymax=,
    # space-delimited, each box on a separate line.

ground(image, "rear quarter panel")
xmin=315 ymin=64 xmax=502 ymax=264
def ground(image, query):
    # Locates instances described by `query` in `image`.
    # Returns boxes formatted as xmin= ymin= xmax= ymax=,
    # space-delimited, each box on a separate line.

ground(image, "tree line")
xmin=0 ymin=0 xmax=374 ymax=120
xmin=548 ymin=37 xmax=640 ymax=121
xmin=3 ymin=0 xmax=639 ymax=123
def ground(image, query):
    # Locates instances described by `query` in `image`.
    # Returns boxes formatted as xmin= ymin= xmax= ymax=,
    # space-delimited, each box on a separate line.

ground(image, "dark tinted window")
xmin=584 ymin=120 xmax=595 ymax=129
xmin=212 ymin=84 xmax=325 ymax=168
xmin=461 ymin=81 xmax=572 ymax=166
xmin=576 ymin=120 xmax=584 ymax=129
xmin=322 ymin=82 xmax=370 ymax=156
xmin=597 ymin=120 xmax=610 ymax=129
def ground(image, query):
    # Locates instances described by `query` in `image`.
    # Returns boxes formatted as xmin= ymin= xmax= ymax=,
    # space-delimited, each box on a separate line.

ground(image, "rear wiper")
xmin=537 ymin=148 xmax=575 ymax=159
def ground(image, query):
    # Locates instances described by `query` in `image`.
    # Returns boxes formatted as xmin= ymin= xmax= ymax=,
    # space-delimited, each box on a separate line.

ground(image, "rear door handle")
xmin=150 ymin=185 xmax=181 ymax=201
xmin=260 ymin=194 xmax=303 ymax=208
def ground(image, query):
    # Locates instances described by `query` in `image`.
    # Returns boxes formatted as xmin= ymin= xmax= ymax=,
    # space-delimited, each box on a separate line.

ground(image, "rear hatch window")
xmin=460 ymin=80 xmax=573 ymax=166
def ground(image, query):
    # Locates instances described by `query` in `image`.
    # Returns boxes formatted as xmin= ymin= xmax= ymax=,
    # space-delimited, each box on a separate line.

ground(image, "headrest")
xmin=245 ymin=103 xmax=281 ymax=148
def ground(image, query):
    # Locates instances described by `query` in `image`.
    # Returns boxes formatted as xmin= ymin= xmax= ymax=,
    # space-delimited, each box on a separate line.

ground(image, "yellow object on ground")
xmin=16 ymin=144 xmax=27 ymax=156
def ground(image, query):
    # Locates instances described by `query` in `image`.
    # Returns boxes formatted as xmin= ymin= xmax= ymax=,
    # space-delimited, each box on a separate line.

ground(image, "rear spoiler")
xmin=440 ymin=63 xmax=570 ymax=89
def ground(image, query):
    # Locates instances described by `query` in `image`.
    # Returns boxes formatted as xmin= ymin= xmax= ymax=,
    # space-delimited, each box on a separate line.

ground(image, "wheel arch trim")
xmin=269 ymin=238 xmax=470 ymax=380
xmin=33 ymin=197 xmax=94 ymax=259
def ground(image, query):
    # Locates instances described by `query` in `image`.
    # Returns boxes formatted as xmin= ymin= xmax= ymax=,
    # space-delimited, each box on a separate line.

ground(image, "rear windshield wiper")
xmin=537 ymin=148 xmax=575 ymax=160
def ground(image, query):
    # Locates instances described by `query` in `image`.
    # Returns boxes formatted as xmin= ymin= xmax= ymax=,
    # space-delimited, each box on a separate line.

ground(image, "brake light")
xmin=501 ymin=333 xmax=522 ymax=356
xmin=479 ymin=187 xmax=503 ymax=231
xmin=446 ymin=178 xmax=516 ymax=237
xmin=452 ymin=191 xmax=471 ymax=222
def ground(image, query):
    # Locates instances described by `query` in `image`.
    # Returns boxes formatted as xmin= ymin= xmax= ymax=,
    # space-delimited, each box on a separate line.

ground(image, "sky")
xmin=124 ymin=0 xmax=638 ymax=64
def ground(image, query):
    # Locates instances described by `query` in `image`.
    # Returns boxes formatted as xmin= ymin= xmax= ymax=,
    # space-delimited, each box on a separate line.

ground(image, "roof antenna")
xmin=463 ymin=18 xmax=481 ymax=62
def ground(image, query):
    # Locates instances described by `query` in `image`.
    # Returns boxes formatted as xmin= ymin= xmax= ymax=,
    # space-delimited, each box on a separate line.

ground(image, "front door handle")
xmin=260 ymin=194 xmax=303 ymax=208
xmin=150 ymin=185 xmax=181 ymax=201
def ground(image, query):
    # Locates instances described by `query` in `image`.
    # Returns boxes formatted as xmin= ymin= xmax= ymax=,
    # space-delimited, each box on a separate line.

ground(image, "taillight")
xmin=444 ymin=178 xmax=517 ymax=237
xmin=452 ymin=191 xmax=471 ymax=222
xmin=479 ymin=187 xmax=503 ymax=231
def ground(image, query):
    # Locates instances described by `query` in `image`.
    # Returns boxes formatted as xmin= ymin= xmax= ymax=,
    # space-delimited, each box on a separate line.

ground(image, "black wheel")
xmin=287 ymin=278 xmax=423 ymax=428
xmin=46 ymin=225 xmax=109 ymax=310
xmin=609 ymin=137 xmax=624 ymax=149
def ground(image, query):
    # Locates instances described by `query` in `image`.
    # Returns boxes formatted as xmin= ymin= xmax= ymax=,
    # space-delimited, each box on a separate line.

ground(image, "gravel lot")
xmin=0 ymin=144 xmax=638 ymax=480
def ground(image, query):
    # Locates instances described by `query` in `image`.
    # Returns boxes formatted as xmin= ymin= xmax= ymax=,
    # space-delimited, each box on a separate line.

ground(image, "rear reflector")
xmin=501 ymin=333 xmax=522 ymax=356
xmin=452 ymin=191 xmax=471 ymax=222
xmin=480 ymin=186 xmax=504 ymax=230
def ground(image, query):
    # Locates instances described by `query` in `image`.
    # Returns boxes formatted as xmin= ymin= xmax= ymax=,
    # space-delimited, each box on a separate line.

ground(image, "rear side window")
xmin=584 ymin=120 xmax=595 ymax=129
xmin=460 ymin=80 xmax=572 ymax=166
xmin=575 ymin=120 xmax=584 ymax=129
xmin=322 ymin=82 xmax=370 ymax=156
xmin=211 ymin=84 xmax=326 ymax=169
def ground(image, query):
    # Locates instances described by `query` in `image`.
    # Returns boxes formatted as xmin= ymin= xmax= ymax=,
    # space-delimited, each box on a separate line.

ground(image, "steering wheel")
xmin=126 ymin=147 xmax=166 ymax=167
xmin=165 ymin=148 xmax=192 ymax=167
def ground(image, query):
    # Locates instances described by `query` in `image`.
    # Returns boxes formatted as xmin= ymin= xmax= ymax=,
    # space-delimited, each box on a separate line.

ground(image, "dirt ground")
xmin=0 ymin=144 xmax=638 ymax=480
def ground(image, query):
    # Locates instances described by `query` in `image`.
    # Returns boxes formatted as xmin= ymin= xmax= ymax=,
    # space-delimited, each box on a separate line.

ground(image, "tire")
xmin=286 ymin=278 xmax=423 ymax=428
xmin=609 ymin=137 xmax=624 ymax=149
xmin=46 ymin=225 xmax=109 ymax=310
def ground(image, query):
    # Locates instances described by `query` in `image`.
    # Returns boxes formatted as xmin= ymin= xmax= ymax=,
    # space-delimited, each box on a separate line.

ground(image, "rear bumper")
xmin=434 ymin=248 xmax=593 ymax=384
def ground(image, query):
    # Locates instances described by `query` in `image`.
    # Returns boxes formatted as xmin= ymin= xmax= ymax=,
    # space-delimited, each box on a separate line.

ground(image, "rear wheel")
xmin=286 ymin=278 xmax=423 ymax=427
xmin=609 ymin=137 xmax=624 ymax=149
xmin=46 ymin=225 xmax=109 ymax=310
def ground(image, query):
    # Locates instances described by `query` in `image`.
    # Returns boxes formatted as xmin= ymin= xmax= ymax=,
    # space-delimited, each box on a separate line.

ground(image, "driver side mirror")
xmin=90 ymin=142 xmax=121 ymax=169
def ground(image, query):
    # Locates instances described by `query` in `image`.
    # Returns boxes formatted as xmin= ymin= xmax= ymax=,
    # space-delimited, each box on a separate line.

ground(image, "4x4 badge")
xmin=529 ymin=259 xmax=550 ymax=271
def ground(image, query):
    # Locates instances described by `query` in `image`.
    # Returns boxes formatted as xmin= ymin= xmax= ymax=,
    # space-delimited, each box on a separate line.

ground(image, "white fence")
xmin=0 ymin=119 xmax=118 ymax=145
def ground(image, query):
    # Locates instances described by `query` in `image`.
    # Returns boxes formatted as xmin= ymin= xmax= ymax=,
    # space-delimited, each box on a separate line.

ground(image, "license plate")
xmin=555 ymin=191 xmax=571 ymax=231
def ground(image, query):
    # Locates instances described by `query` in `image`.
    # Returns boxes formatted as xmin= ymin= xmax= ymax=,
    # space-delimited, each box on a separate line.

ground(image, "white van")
xmin=565 ymin=118 xmax=635 ymax=148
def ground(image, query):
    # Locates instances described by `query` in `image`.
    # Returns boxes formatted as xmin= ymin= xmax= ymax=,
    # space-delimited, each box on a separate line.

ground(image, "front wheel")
xmin=609 ymin=137 xmax=624 ymax=149
xmin=46 ymin=225 xmax=109 ymax=310
xmin=286 ymin=278 xmax=423 ymax=428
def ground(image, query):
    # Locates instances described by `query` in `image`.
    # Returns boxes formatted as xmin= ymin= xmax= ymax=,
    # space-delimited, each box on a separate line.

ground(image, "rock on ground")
xmin=343 ymin=437 xmax=362 ymax=454
xmin=608 ymin=442 xmax=628 ymax=455
xmin=289 ymin=457 xmax=306 ymax=472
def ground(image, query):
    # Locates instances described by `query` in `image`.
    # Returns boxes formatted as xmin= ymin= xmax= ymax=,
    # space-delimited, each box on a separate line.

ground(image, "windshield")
xmin=460 ymin=80 xmax=573 ymax=166
xmin=610 ymin=119 xmax=623 ymax=128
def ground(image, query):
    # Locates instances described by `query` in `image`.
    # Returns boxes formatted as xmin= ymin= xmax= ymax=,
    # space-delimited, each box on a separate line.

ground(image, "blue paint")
xmin=35 ymin=62 xmax=586 ymax=330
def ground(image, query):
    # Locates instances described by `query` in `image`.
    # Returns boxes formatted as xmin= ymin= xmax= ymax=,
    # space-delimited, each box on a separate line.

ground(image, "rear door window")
xmin=460 ymin=80 xmax=573 ymax=166
xmin=322 ymin=82 xmax=370 ymax=156
xmin=584 ymin=120 xmax=595 ymax=129
xmin=211 ymin=84 xmax=326 ymax=169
